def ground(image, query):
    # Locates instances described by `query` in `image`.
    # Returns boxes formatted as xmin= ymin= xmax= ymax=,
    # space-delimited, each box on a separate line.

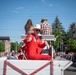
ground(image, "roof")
xmin=0 ymin=36 xmax=10 ymax=40
xmin=41 ymin=35 xmax=56 ymax=41
xmin=21 ymin=34 xmax=56 ymax=41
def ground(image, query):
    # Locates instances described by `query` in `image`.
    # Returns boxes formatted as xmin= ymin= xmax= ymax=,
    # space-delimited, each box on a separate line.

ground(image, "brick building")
xmin=0 ymin=36 xmax=11 ymax=52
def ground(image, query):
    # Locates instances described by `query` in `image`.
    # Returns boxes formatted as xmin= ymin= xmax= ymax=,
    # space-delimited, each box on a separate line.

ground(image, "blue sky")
xmin=0 ymin=0 xmax=76 ymax=42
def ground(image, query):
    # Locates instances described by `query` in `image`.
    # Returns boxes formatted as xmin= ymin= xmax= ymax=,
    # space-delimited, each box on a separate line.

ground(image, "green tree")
xmin=11 ymin=42 xmax=16 ymax=52
xmin=66 ymin=23 xmax=76 ymax=52
xmin=67 ymin=23 xmax=76 ymax=38
xmin=52 ymin=16 xmax=65 ymax=51
xmin=19 ymin=42 xmax=24 ymax=47
xmin=67 ymin=38 xmax=76 ymax=52
xmin=52 ymin=16 xmax=65 ymax=35
xmin=0 ymin=42 xmax=5 ymax=52
xmin=11 ymin=41 xmax=22 ymax=52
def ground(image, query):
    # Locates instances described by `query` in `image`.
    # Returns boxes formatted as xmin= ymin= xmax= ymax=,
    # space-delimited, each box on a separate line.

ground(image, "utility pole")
xmin=60 ymin=40 xmax=64 ymax=52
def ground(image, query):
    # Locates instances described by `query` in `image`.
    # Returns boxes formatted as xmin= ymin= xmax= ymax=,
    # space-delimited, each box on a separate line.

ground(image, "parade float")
xmin=0 ymin=35 xmax=72 ymax=75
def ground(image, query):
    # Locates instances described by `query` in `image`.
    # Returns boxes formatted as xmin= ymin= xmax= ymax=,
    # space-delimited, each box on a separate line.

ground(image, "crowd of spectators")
xmin=0 ymin=50 xmax=75 ymax=63
xmin=55 ymin=52 xmax=75 ymax=61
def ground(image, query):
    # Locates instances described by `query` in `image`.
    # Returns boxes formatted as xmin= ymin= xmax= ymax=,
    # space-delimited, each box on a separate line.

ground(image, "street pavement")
xmin=54 ymin=56 xmax=76 ymax=75
xmin=64 ymin=63 xmax=76 ymax=75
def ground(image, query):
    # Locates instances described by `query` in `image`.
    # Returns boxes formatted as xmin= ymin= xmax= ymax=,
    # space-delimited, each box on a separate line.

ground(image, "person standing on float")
xmin=41 ymin=18 xmax=52 ymax=35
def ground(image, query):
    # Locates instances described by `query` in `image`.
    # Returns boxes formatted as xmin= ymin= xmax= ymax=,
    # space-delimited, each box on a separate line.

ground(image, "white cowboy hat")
xmin=34 ymin=24 xmax=41 ymax=30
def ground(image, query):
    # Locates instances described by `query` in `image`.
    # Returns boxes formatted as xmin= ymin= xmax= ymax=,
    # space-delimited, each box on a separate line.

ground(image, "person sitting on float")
xmin=23 ymin=24 xmax=52 ymax=60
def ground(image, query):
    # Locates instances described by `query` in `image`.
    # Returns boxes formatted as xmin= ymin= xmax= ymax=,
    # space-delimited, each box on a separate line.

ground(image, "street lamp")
xmin=60 ymin=40 xmax=64 ymax=52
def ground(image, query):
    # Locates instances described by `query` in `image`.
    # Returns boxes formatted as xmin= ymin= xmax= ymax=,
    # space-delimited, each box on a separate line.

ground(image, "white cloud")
xmin=49 ymin=4 xmax=53 ymax=7
xmin=16 ymin=7 xmax=24 ymax=10
xmin=42 ymin=0 xmax=45 ymax=3
xmin=12 ymin=6 xmax=24 ymax=13
xmin=41 ymin=0 xmax=53 ymax=7
xmin=12 ymin=11 xmax=19 ymax=13
xmin=41 ymin=0 xmax=46 ymax=5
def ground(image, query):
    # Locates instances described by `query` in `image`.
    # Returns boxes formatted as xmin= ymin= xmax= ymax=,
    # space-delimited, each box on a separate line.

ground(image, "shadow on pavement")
xmin=65 ymin=63 xmax=76 ymax=71
xmin=65 ymin=68 xmax=76 ymax=72
xmin=71 ymin=62 xmax=76 ymax=67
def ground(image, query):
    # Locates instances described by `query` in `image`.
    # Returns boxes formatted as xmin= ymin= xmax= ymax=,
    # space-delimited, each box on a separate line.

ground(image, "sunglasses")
xmin=35 ymin=29 xmax=41 ymax=32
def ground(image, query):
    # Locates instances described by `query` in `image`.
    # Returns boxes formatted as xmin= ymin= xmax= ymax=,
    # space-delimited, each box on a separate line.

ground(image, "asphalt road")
xmin=64 ymin=63 xmax=76 ymax=75
xmin=54 ymin=56 xmax=76 ymax=75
